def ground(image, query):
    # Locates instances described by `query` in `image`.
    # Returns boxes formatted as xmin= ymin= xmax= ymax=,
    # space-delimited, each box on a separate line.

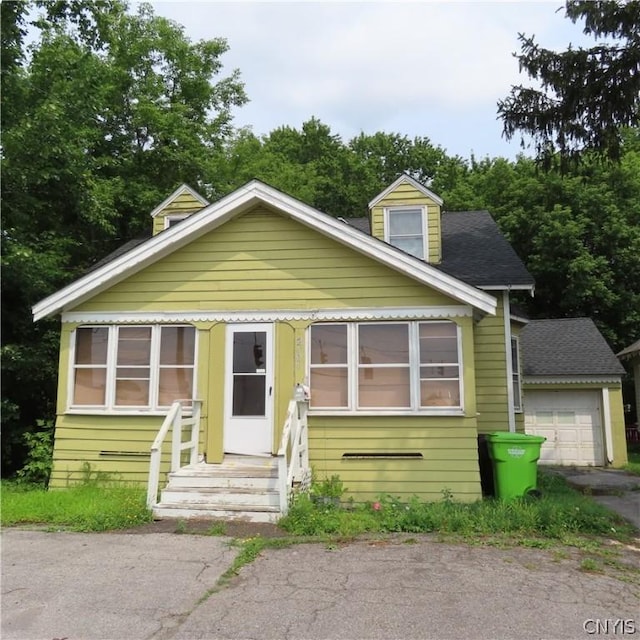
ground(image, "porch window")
xmin=309 ymin=321 xmax=462 ymax=412
xmin=385 ymin=207 xmax=426 ymax=259
xmin=511 ymin=337 xmax=522 ymax=412
xmin=71 ymin=325 xmax=196 ymax=411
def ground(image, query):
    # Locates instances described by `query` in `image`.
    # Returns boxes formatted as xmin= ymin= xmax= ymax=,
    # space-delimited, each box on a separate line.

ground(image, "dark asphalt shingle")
xmin=520 ymin=318 xmax=625 ymax=377
xmin=341 ymin=211 xmax=534 ymax=288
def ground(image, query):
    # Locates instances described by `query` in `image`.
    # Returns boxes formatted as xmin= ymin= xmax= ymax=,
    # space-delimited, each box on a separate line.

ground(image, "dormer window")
xmin=164 ymin=215 xmax=188 ymax=229
xmin=384 ymin=207 xmax=426 ymax=259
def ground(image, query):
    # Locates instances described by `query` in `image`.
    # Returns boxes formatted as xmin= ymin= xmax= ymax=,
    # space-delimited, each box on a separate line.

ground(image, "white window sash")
xmin=69 ymin=325 xmax=196 ymax=412
xmin=308 ymin=321 xmax=462 ymax=413
xmin=384 ymin=206 xmax=427 ymax=260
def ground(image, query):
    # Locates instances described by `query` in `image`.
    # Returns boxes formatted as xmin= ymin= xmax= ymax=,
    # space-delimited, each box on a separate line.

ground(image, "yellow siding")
xmin=475 ymin=298 xmax=510 ymax=433
xmin=152 ymin=192 xmax=207 ymax=236
xmin=76 ymin=206 xmax=455 ymax=312
xmin=308 ymin=416 xmax=481 ymax=502
xmin=49 ymin=414 xmax=205 ymax=487
xmin=370 ymin=181 xmax=442 ymax=263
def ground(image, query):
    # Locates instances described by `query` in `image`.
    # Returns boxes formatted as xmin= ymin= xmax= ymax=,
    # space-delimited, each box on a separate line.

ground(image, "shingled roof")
xmin=520 ymin=318 xmax=625 ymax=377
xmin=342 ymin=211 xmax=534 ymax=288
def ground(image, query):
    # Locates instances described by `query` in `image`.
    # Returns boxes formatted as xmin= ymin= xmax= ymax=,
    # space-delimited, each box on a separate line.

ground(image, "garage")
xmin=519 ymin=318 xmax=627 ymax=468
xmin=524 ymin=390 xmax=604 ymax=466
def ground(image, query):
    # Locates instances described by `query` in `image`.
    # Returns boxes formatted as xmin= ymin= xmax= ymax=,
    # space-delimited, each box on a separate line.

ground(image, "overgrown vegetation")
xmin=0 ymin=474 xmax=152 ymax=532
xmin=279 ymin=471 xmax=636 ymax=543
xmin=624 ymin=444 xmax=640 ymax=476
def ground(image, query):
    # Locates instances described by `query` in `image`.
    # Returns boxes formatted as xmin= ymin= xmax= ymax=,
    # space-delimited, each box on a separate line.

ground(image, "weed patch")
xmin=0 ymin=480 xmax=152 ymax=531
xmin=279 ymin=471 xmax=635 ymax=543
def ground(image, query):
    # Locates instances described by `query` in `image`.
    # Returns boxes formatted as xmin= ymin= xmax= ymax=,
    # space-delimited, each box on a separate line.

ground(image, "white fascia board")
xmin=33 ymin=184 xmax=258 ymax=321
xmin=368 ymin=174 xmax=444 ymax=209
xmin=33 ymin=180 xmax=496 ymax=321
xmin=149 ymin=184 xmax=209 ymax=218
xmin=523 ymin=375 xmax=622 ymax=385
xmin=480 ymin=284 xmax=535 ymax=292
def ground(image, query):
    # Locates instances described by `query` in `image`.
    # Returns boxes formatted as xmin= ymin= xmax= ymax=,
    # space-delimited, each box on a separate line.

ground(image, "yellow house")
xmin=33 ymin=176 xmax=627 ymax=521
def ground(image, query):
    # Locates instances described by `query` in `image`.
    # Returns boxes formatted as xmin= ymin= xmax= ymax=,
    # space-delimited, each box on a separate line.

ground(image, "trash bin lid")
xmin=487 ymin=431 xmax=546 ymax=444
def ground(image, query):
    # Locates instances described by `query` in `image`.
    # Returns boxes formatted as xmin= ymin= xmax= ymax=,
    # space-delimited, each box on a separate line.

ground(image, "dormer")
xmin=368 ymin=174 xmax=443 ymax=264
xmin=150 ymin=184 xmax=209 ymax=236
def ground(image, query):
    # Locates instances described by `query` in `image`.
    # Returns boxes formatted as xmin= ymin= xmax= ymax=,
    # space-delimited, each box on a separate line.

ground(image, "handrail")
xmin=277 ymin=385 xmax=310 ymax=515
xmin=147 ymin=400 xmax=202 ymax=509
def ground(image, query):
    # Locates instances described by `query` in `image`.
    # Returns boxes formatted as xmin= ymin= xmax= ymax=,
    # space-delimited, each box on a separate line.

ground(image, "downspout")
xmin=502 ymin=290 xmax=516 ymax=432
xmin=602 ymin=388 xmax=614 ymax=465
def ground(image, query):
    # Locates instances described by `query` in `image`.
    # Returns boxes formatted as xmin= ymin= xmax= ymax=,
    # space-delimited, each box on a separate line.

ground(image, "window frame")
xmin=67 ymin=324 xmax=197 ymax=414
xmin=308 ymin=321 xmax=464 ymax=416
xmin=383 ymin=206 xmax=427 ymax=260
xmin=164 ymin=215 xmax=189 ymax=230
xmin=511 ymin=336 xmax=522 ymax=413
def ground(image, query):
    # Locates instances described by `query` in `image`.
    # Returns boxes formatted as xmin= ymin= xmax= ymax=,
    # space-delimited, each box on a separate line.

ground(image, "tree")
xmin=498 ymin=0 xmax=640 ymax=164
xmin=1 ymin=0 xmax=247 ymax=475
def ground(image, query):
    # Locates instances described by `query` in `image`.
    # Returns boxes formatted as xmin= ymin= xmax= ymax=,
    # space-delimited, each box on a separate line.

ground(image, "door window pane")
xmin=233 ymin=332 xmax=267 ymax=373
xmin=232 ymin=375 xmax=266 ymax=416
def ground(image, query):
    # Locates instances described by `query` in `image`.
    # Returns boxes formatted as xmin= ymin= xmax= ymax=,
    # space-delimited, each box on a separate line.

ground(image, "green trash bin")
xmin=487 ymin=432 xmax=546 ymax=500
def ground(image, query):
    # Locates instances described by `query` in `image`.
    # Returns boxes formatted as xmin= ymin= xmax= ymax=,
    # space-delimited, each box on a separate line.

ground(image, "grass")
xmin=278 ymin=470 xmax=637 ymax=543
xmin=624 ymin=448 xmax=640 ymax=476
xmin=0 ymin=481 xmax=152 ymax=532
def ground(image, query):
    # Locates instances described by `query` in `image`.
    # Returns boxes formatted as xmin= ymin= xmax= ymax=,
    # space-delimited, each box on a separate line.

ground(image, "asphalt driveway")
xmin=2 ymin=529 xmax=638 ymax=640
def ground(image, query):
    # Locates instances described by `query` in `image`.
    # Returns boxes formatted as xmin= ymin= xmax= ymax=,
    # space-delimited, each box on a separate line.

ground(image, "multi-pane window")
xmin=71 ymin=325 xmax=195 ymax=410
xmin=386 ymin=207 xmax=425 ymax=259
xmin=511 ymin=337 xmax=522 ymax=412
xmin=309 ymin=321 xmax=462 ymax=411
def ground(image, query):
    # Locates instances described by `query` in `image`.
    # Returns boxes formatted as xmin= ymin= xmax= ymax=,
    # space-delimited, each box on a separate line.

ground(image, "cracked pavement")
xmin=2 ymin=530 xmax=638 ymax=640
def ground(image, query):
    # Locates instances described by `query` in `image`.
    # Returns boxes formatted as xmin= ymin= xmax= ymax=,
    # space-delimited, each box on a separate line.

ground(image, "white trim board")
xmin=149 ymin=184 xmax=209 ymax=218
xmin=61 ymin=305 xmax=474 ymax=325
xmin=33 ymin=180 xmax=498 ymax=321
xmin=368 ymin=174 xmax=444 ymax=208
xmin=523 ymin=376 xmax=622 ymax=385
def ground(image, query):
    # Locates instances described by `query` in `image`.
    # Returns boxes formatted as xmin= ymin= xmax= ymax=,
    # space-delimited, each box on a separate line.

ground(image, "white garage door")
xmin=524 ymin=390 xmax=604 ymax=466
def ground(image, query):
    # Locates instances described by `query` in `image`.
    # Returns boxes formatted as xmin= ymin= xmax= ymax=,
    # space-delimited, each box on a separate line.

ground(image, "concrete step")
xmin=160 ymin=486 xmax=280 ymax=507
xmin=152 ymin=502 xmax=280 ymax=523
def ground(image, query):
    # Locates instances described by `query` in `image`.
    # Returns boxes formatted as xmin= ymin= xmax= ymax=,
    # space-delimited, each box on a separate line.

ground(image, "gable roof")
xmin=521 ymin=318 xmax=625 ymax=377
xmin=341 ymin=211 xmax=535 ymax=289
xmin=438 ymin=211 xmax=534 ymax=289
xmin=149 ymin=184 xmax=209 ymax=218
xmin=368 ymin=174 xmax=444 ymax=209
xmin=33 ymin=180 xmax=498 ymax=321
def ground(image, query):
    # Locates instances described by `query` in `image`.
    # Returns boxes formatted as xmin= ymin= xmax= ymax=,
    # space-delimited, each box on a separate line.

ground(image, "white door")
xmin=524 ymin=390 xmax=604 ymax=466
xmin=224 ymin=324 xmax=274 ymax=455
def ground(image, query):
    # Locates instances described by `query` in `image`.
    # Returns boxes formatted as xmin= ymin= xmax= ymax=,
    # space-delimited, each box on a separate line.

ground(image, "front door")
xmin=224 ymin=324 xmax=274 ymax=455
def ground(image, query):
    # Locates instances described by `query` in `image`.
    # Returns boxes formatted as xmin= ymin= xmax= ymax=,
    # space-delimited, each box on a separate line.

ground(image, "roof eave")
xmin=33 ymin=180 xmax=497 ymax=321
xmin=368 ymin=174 xmax=444 ymax=209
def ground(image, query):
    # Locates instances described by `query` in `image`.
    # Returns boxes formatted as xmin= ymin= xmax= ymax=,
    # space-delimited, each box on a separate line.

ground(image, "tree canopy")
xmin=1 ymin=0 xmax=247 ymax=474
xmin=498 ymin=0 xmax=640 ymax=164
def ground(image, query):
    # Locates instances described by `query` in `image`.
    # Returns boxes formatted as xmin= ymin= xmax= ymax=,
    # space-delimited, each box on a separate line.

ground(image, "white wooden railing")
xmin=146 ymin=400 xmax=202 ymax=509
xmin=277 ymin=384 xmax=311 ymax=515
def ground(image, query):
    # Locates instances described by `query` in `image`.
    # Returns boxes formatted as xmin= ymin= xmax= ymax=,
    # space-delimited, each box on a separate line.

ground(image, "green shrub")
xmin=16 ymin=422 xmax=54 ymax=487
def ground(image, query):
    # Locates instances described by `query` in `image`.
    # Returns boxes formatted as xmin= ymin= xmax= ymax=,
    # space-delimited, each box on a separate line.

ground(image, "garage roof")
xmin=521 ymin=318 xmax=625 ymax=377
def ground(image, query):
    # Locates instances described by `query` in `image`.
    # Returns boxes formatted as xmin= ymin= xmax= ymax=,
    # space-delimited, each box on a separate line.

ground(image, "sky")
xmin=148 ymin=1 xmax=592 ymax=161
